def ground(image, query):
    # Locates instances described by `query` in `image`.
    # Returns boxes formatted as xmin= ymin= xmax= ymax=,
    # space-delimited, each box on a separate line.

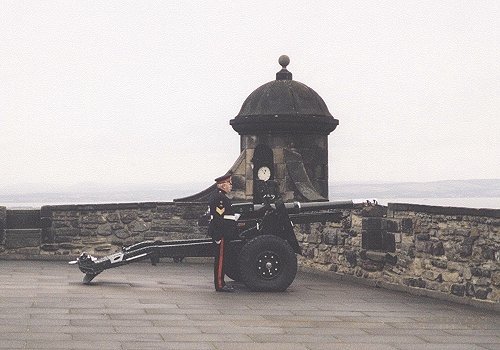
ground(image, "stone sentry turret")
xmin=176 ymin=56 xmax=339 ymax=203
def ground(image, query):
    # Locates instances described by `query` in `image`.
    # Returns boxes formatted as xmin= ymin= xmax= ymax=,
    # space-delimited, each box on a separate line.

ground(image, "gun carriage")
xmin=71 ymin=180 xmax=375 ymax=292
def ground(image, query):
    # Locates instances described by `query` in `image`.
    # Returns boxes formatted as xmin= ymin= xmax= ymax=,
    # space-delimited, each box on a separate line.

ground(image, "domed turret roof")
xmin=230 ymin=56 xmax=339 ymax=135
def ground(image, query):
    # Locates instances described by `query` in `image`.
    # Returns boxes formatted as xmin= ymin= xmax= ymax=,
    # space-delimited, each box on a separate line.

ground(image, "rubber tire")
xmin=238 ymin=235 xmax=297 ymax=292
xmin=224 ymin=244 xmax=242 ymax=282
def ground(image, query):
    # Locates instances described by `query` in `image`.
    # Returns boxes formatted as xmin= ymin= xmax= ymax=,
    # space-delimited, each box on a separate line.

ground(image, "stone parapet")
xmin=0 ymin=201 xmax=498 ymax=306
xmin=0 ymin=206 xmax=6 ymax=251
xmin=297 ymin=203 xmax=499 ymax=305
xmin=1 ymin=202 xmax=207 ymax=259
xmin=388 ymin=202 xmax=499 ymax=218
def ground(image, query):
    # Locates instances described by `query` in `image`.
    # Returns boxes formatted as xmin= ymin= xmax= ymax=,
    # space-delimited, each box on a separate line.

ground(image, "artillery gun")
xmin=70 ymin=180 xmax=375 ymax=291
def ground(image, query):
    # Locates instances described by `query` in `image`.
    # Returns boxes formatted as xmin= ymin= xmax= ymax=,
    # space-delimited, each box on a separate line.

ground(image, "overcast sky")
xmin=1 ymin=1 xmax=499 ymax=190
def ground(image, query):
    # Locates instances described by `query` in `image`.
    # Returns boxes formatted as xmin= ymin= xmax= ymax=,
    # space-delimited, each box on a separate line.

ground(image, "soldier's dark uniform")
xmin=208 ymin=174 xmax=237 ymax=292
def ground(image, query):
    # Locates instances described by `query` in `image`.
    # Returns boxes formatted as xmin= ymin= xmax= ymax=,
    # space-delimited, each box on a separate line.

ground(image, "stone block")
xmin=431 ymin=259 xmax=447 ymax=269
xmin=128 ymin=219 xmax=150 ymax=233
xmin=245 ymin=179 xmax=253 ymax=196
xmin=95 ymin=244 xmax=112 ymax=252
xmin=343 ymin=250 xmax=357 ymax=266
xmin=463 ymin=267 xmax=472 ymax=280
xmin=403 ymin=277 xmax=426 ymax=288
xmin=81 ymin=223 xmax=99 ymax=230
xmin=305 ymin=232 xmax=321 ymax=244
xmin=451 ymin=284 xmax=465 ymax=296
xmin=324 ymin=232 xmax=338 ymax=245
xmin=0 ymin=206 xmax=6 ymax=228
xmin=386 ymin=219 xmax=399 ymax=232
xmin=365 ymin=250 xmax=386 ymax=262
xmin=361 ymin=205 xmax=386 ymax=218
xmin=59 ymin=242 xmax=83 ymax=250
xmin=401 ymin=218 xmax=413 ymax=233
xmin=119 ymin=211 xmax=138 ymax=224
xmin=446 ymin=261 xmax=463 ymax=272
xmin=4 ymin=229 xmax=41 ymax=249
xmin=6 ymin=210 xmax=41 ymax=229
xmin=111 ymin=223 xmax=124 ymax=230
xmin=42 ymin=227 xmax=54 ymax=243
xmin=474 ymin=288 xmax=491 ymax=300
xmin=151 ymin=220 xmax=171 ymax=231
xmin=362 ymin=218 xmax=385 ymax=230
xmin=79 ymin=229 xmax=93 ymax=237
xmin=383 ymin=232 xmax=396 ymax=252
xmin=474 ymin=277 xmax=490 ymax=287
xmin=16 ymin=247 xmax=40 ymax=255
xmin=422 ymin=270 xmax=438 ymax=281
xmin=360 ymin=260 xmax=384 ymax=271
xmin=432 ymin=241 xmax=445 ymax=256
xmin=362 ymin=230 xmax=383 ymax=250
xmin=232 ymin=174 xmax=245 ymax=190
xmin=96 ymin=223 xmax=112 ymax=236
xmin=481 ymin=246 xmax=496 ymax=260
xmin=156 ymin=204 xmax=177 ymax=213
xmin=362 ymin=229 xmax=395 ymax=252
xmin=232 ymin=152 xmax=246 ymax=176
xmin=40 ymin=243 xmax=59 ymax=251
xmin=465 ymin=281 xmax=475 ymax=296
xmin=106 ymin=213 xmax=120 ymax=222
xmin=492 ymin=272 xmax=500 ymax=287
xmin=442 ymin=271 xmax=460 ymax=283
xmin=115 ymin=230 xmax=131 ymax=239
xmin=81 ymin=214 xmax=107 ymax=225
xmin=55 ymin=228 xmax=81 ymax=237
xmin=179 ymin=205 xmax=206 ymax=220
xmin=275 ymin=163 xmax=287 ymax=180
xmin=316 ymin=250 xmax=332 ymax=264
xmin=460 ymin=237 xmax=477 ymax=257
xmin=242 ymin=135 xmax=257 ymax=151
xmin=416 ymin=233 xmax=430 ymax=241
xmin=454 ymin=229 xmax=470 ymax=237
xmin=40 ymin=217 xmax=52 ymax=228
xmin=470 ymin=267 xmax=492 ymax=277
xmin=54 ymin=236 xmax=73 ymax=243
xmin=318 ymin=243 xmax=329 ymax=252
xmin=53 ymin=221 xmax=70 ymax=229
xmin=81 ymin=238 xmax=107 ymax=245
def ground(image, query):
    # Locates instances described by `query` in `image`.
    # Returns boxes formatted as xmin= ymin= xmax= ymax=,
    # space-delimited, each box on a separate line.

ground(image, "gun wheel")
xmin=255 ymin=251 xmax=282 ymax=280
xmin=239 ymin=235 xmax=297 ymax=292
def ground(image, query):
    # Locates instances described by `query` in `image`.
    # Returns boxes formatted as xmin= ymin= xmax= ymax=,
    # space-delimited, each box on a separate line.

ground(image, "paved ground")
xmin=0 ymin=260 xmax=498 ymax=350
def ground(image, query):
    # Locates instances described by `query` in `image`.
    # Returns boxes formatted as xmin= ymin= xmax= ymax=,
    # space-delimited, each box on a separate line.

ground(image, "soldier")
xmin=208 ymin=173 xmax=237 ymax=292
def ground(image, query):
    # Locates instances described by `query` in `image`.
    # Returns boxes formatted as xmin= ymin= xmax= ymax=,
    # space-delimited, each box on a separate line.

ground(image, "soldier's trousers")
xmin=214 ymin=237 xmax=226 ymax=290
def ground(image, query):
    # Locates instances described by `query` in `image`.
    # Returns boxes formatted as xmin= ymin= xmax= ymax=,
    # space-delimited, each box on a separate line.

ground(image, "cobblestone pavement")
xmin=0 ymin=260 xmax=498 ymax=350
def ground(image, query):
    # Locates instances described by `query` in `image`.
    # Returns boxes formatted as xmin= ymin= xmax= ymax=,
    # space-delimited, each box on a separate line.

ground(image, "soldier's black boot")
xmin=216 ymin=285 xmax=234 ymax=293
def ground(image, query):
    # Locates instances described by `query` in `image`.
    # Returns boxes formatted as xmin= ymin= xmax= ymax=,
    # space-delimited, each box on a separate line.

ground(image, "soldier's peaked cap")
xmin=214 ymin=172 xmax=232 ymax=183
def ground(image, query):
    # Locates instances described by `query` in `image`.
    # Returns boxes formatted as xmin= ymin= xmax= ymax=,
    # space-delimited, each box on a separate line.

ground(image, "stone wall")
xmin=297 ymin=203 xmax=499 ymax=304
xmin=390 ymin=204 xmax=499 ymax=301
xmin=0 ymin=206 xmax=6 ymax=249
xmin=0 ymin=201 xmax=498 ymax=306
xmin=0 ymin=202 xmax=207 ymax=258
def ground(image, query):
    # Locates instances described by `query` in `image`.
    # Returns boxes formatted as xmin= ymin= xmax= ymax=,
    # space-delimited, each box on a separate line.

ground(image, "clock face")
xmin=257 ymin=166 xmax=271 ymax=181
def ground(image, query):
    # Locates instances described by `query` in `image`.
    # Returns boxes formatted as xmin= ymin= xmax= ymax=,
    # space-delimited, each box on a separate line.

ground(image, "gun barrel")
xmin=252 ymin=199 xmax=377 ymax=214
xmin=287 ymin=200 xmax=354 ymax=213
